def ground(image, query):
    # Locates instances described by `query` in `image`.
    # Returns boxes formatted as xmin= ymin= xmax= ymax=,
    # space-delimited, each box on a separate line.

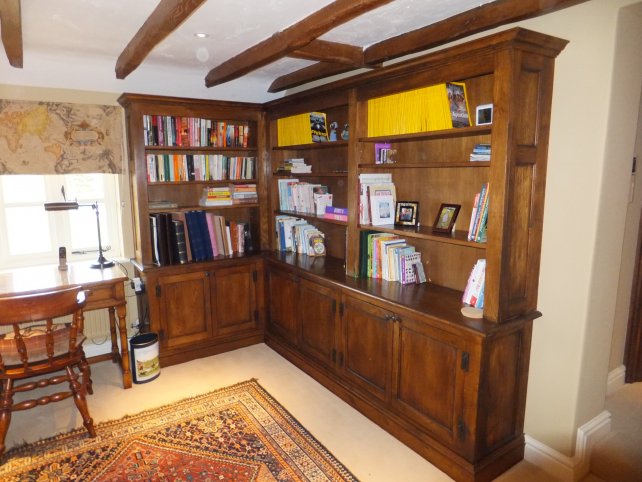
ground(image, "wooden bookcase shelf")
xmin=276 ymin=210 xmax=348 ymax=226
xmin=262 ymin=28 xmax=568 ymax=482
xmin=273 ymin=140 xmax=349 ymax=150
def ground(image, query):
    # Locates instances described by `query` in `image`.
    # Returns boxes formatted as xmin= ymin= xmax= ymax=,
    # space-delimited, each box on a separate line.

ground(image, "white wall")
xmin=517 ymin=0 xmax=642 ymax=455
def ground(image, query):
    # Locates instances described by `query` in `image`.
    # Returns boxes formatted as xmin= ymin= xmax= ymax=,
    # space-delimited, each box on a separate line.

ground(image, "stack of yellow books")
xmin=367 ymin=82 xmax=470 ymax=137
xmin=277 ymin=112 xmax=328 ymax=146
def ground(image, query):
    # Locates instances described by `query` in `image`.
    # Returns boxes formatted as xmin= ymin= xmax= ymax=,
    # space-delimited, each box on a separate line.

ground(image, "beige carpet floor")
xmin=2 ymin=343 xmax=599 ymax=481
xmin=590 ymin=380 xmax=642 ymax=482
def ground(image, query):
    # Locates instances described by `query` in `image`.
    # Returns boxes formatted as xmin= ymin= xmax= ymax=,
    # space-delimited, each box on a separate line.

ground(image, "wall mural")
xmin=0 ymin=100 xmax=123 ymax=175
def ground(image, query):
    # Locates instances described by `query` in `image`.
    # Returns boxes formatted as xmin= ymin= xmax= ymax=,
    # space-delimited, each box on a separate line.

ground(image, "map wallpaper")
xmin=0 ymin=100 xmax=123 ymax=174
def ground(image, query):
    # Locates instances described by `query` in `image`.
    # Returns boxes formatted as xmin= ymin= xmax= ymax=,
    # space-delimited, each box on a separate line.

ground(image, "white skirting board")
xmin=525 ymin=410 xmax=611 ymax=481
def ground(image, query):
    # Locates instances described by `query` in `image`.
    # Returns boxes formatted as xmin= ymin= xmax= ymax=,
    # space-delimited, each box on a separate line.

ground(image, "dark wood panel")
xmin=299 ymin=279 xmax=339 ymax=368
xmin=211 ymin=264 xmax=257 ymax=336
xmin=341 ymin=296 xmax=394 ymax=401
xmin=266 ymin=267 xmax=299 ymax=346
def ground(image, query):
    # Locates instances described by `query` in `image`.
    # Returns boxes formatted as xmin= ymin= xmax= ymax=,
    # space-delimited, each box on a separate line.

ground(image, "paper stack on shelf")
xmin=200 ymin=186 xmax=233 ymax=206
xmin=358 ymin=173 xmax=395 ymax=225
xmin=230 ymin=183 xmax=258 ymax=204
xmin=470 ymin=143 xmax=491 ymax=161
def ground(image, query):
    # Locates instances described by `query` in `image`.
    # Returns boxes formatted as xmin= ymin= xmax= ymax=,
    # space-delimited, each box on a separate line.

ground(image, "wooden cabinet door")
xmin=340 ymin=295 xmax=394 ymax=402
xmin=210 ymin=264 xmax=258 ymax=337
xmin=266 ymin=267 xmax=299 ymax=346
xmin=391 ymin=314 xmax=477 ymax=456
xmin=156 ymin=270 xmax=212 ymax=349
xmin=299 ymin=278 xmax=339 ymax=370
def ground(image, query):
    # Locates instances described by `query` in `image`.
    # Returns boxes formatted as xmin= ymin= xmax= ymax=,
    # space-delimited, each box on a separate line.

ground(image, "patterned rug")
xmin=0 ymin=379 xmax=358 ymax=481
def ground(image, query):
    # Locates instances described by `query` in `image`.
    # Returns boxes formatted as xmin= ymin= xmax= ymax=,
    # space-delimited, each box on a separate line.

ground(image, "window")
xmin=0 ymin=174 xmax=123 ymax=268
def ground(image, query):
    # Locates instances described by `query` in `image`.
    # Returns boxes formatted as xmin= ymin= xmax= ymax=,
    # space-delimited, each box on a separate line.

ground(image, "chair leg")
xmin=66 ymin=366 xmax=96 ymax=438
xmin=79 ymin=352 xmax=93 ymax=395
xmin=0 ymin=379 xmax=14 ymax=459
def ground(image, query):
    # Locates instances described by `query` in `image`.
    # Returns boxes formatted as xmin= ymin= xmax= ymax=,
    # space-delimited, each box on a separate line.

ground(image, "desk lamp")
xmin=44 ymin=197 xmax=114 ymax=269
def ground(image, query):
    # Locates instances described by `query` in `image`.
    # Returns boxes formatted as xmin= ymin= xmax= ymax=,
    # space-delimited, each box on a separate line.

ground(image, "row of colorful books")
xmin=467 ymin=182 xmax=489 ymax=242
xmin=277 ymin=179 xmax=331 ymax=215
xmin=358 ymin=230 xmax=425 ymax=284
xmin=149 ymin=211 xmax=251 ymax=266
xmin=275 ymin=215 xmax=326 ymax=256
xmin=146 ymin=154 xmax=255 ymax=183
xmin=198 ymin=184 xmax=258 ymax=207
xmin=143 ymin=115 xmax=250 ymax=148
xmin=367 ymin=82 xmax=470 ymax=137
xmin=358 ymin=173 xmax=397 ymax=226
xmin=462 ymin=259 xmax=485 ymax=308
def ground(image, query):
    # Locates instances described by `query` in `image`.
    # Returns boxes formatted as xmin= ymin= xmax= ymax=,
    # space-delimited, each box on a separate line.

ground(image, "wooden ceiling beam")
xmin=289 ymin=39 xmax=365 ymax=66
xmin=0 ymin=0 xmax=23 ymax=68
xmin=115 ymin=0 xmax=206 ymax=80
xmin=273 ymin=0 xmax=589 ymax=93
xmin=204 ymin=0 xmax=393 ymax=88
xmin=268 ymin=61 xmax=380 ymax=93
xmin=364 ymin=0 xmax=590 ymax=64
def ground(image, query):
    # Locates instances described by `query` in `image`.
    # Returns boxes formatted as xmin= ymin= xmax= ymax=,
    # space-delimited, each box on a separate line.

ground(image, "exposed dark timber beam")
xmin=0 ymin=0 xmax=23 ymax=68
xmin=289 ymin=39 xmax=365 ymax=66
xmin=269 ymin=61 xmax=380 ymax=93
xmin=204 ymin=0 xmax=393 ymax=88
xmin=115 ymin=0 xmax=206 ymax=79
xmin=364 ymin=0 xmax=591 ymax=64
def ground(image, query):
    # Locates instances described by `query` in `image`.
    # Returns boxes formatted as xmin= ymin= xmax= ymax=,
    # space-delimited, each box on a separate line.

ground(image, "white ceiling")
xmin=0 ymin=0 xmax=494 ymax=103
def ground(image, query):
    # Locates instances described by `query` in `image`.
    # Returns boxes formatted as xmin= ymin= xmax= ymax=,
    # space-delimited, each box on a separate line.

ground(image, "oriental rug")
xmin=0 ymin=379 xmax=358 ymax=481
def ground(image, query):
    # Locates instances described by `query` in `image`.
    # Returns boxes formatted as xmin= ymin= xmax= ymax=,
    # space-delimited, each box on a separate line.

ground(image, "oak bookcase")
xmin=118 ymin=94 xmax=268 ymax=366
xmin=121 ymin=27 xmax=567 ymax=482
xmin=263 ymin=28 xmax=567 ymax=482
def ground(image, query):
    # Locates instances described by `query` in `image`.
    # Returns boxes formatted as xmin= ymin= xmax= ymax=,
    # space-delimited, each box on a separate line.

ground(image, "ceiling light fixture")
xmin=194 ymin=32 xmax=209 ymax=39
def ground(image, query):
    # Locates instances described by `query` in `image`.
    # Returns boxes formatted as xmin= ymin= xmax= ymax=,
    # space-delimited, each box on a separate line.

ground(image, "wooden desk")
xmin=0 ymin=263 xmax=132 ymax=389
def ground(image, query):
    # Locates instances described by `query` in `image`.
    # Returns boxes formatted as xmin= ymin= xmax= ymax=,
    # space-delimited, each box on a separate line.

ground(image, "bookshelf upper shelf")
xmin=360 ymin=125 xmax=491 ymax=143
xmin=145 ymin=146 xmax=257 ymax=153
xmin=359 ymin=224 xmax=486 ymax=249
xmin=359 ymin=162 xmax=490 ymax=169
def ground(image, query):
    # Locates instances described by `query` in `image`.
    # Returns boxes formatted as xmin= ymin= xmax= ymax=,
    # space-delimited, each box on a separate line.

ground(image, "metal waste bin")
xmin=130 ymin=332 xmax=160 ymax=384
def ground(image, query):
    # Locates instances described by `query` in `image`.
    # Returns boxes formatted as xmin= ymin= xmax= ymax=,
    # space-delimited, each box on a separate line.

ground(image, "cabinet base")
xmin=265 ymin=334 xmax=524 ymax=482
xmin=160 ymin=334 xmax=263 ymax=368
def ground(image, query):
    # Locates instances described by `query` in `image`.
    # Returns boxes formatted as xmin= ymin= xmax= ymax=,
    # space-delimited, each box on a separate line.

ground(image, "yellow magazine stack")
xmin=367 ymin=82 xmax=470 ymax=137
xmin=277 ymin=112 xmax=328 ymax=146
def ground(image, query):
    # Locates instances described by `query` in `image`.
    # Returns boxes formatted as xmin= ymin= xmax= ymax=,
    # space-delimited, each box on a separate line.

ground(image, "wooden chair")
xmin=0 ymin=286 xmax=96 ymax=458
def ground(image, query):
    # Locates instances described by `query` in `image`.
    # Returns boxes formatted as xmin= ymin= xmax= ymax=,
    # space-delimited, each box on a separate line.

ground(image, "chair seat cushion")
xmin=0 ymin=325 xmax=86 ymax=366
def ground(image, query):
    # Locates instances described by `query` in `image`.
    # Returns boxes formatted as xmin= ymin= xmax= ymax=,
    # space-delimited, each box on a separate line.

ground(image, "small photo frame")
xmin=476 ymin=103 xmax=493 ymax=126
xmin=433 ymin=203 xmax=461 ymax=233
xmin=395 ymin=201 xmax=419 ymax=227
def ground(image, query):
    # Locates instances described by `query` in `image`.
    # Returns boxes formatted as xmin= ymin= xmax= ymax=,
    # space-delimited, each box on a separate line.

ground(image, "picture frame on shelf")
xmin=395 ymin=201 xmax=419 ymax=227
xmin=433 ymin=203 xmax=461 ymax=233
xmin=475 ymin=103 xmax=493 ymax=125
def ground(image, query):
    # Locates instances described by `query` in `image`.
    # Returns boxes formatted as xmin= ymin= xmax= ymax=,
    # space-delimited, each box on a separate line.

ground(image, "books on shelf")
xmin=469 ymin=143 xmax=491 ymax=162
xmin=359 ymin=173 xmax=395 ymax=225
xmin=277 ymin=179 xmax=330 ymax=215
xmin=314 ymin=193 xmax=333 ymax=216
xmin=374 ymin=142 xmax=395 ymax=164
xmin=462 ymin=259 xmax=486 ymax=308
xmin=367 ymin=82 xmax=471 ymax=137
xmin=324 ymin=206 xmax=348 ymax=222
xmin=150 ymin=210 xmax=250 ymax=265
xmin=146 ymin=154 xmax=255 ymax=182
xmin=276 ymin=112 xmax=329 ymax=146
xmin=143 ymin=115 xmax=249 ymax=148
xmin=230 ymin=183 xmax=258 ymax=204
xmin=275 ymin=215 xmax=326 ymax=256
xmin=467 ymin=182 xmax=489 ymax=242
xmin=276 ymin=158 xmax=312 ymax=174
xmin=148 ymin=200 xmax=178 ymax=210
xmin=357 ymin=231 xmax=424 ymax=283
xmin=200 ymin=186 xmax=233 ymax=206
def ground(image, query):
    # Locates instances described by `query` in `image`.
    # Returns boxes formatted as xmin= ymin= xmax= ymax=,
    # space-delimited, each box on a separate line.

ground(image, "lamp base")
xmin=91 ymin=259 xmax=115 ymax=269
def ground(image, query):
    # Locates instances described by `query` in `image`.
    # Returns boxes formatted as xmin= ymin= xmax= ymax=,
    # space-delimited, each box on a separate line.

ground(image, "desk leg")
xmin=108 ymin=307 xmax=119 ymax=363
xmin=116 ymin=304 xmax=132 ymax=389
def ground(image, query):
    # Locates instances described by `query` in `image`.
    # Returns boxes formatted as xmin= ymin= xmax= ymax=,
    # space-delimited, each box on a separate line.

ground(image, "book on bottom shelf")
xmin=462 ymin=259 xmax=486 ymax=308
